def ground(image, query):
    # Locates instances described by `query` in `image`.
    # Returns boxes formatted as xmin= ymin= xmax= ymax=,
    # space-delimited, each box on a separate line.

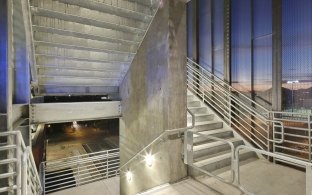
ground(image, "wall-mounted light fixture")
xmin=126 ymin=170 xmax=133 ymax=182
xmin=145 ymin=153 xmax=154 ymax=167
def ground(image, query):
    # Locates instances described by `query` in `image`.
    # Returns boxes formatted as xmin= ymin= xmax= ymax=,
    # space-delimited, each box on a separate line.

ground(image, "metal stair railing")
xmin=234 ymin=145 xmax=312 ymax=195
xmin=0 ymin=131 xmax=42 ymax=195
xmin=40 ymin=148 xmax=120 ymax=194
xmin=186 ymin=58 xmax=284 ymax=152
xmin=186 ymin=57 xmax=312 ymax=165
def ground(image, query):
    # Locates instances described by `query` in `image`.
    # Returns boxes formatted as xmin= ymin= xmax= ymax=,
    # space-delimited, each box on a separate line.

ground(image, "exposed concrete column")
xmin=272 ymin=0 xmax=282 ymax=111
xmin=119 ymin=0 xmax=187 ymax=194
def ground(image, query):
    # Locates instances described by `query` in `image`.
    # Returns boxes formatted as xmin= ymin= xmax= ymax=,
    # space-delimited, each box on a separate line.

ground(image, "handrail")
xmin=187 ymin=58 xmax=270 ymax=114
xmin=119 ymin=108 xmax=195 ymax=171
xmin=40 ymin=148 xmax=120 ymax=194
xmin=189 ymin=132 xmax=236 ymax=184
xmin=234 ymin=145 xmax=312 ymax=195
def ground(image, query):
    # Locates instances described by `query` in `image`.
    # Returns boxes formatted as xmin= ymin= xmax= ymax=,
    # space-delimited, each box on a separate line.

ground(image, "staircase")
xmin=28 ymin=0 xmax=160 ymax=95
xmin=187 ymin=91 xmax=258 ymax=177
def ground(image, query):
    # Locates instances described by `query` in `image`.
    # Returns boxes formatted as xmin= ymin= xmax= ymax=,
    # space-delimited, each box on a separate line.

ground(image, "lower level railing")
xmin=40 ymin=148 xmax=120 ymax=194
xmin=0 ymin=131 xmax=42 ymax=195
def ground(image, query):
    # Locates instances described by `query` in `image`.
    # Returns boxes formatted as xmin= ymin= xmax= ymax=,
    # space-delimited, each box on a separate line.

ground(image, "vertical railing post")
xmin=21 ymin=152 xmax=27 ymax=195
xmin=16 ymin=135 xmax=22 ymax=195
xmin=228 ymin=86 xmax=232 ymax=126
xmin=306 ymin=164 xmax=312 ymax=195
xmin=308 ymin=114 xmax=311 ymax=163
xmin=42 ymin=163 xmax=45 ymax=195
xmin=106 ymin=151 xmax=109 ymax=179
xmin=184 ymin=131 xmax=193 ymax=165
xmin=233 ymin=152 xmax=240 ymax=186
xmin=201 ymin=68 xmax=204 ymax=101
xmin=77 ymin=156 xmax=80 ymax=186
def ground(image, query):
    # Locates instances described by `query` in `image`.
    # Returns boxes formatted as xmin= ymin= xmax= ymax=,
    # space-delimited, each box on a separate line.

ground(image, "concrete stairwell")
xmin=186 ymin=90 xmax=258 ymax=177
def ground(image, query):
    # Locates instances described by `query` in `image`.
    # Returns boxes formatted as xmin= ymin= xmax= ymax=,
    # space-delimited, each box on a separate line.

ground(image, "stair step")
xmin=187 ymin=113 xmax=214 ymax=123
xmin=187 ymin=100 xmax=201 ymax=107
xmin=193 ymin=138 xmax=243 ymax=159
xmin=189 ymin=121 xmax=223 ymax=132
xmin=191 ymin=149 xmax=256 ymax=175
xmin=193 ymin=128 xmax=233 ymax=144
xmin=188 ymin=107 xmax=208 ymax=114
xmin=187 ymin=94 xmax=195 ymax=101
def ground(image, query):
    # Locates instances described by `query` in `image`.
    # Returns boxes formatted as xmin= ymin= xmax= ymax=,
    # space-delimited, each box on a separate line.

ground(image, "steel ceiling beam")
xmin=32 ymin=25 xmax=140 ymax=45
xmin=34 ymin=41 xmax=136 ymax=55
xmin=35 ymin=53 xmax=133 ymax=64
xmin=30 ymin=6 xmax=146 ymax=35
xmin=36 ymin=66 xmax=124 ymax=74
xmin=55 ymin=0 xmax=153 ymax=22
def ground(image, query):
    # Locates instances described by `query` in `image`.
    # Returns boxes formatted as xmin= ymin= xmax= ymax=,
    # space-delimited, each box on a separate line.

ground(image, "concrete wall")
xmin=119 ymin=1 xmax=187 ymax=194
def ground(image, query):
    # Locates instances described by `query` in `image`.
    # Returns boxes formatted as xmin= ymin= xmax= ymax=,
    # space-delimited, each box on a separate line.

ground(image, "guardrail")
xmin=0 ymin=131 xmax=42 ymax=195
xmin=183 ymin=131 xmax=312 ymax=195
xmin=234 ymin=145 xmax=312 ymax=195
xmin=271 ymin=111 xmax=312 ymax=164
xmin=186 ymin=58 xmax=284 ymax=153
xmin=40 ymin=148 xmax=120 ymax=194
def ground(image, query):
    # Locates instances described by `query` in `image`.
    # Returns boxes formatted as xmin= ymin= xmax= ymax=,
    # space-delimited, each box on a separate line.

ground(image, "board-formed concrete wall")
xmin=119 ymin=0 xmax=187 ymax=194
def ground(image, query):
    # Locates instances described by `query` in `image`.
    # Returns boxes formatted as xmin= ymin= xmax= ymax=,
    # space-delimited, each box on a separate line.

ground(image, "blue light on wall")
xmin=0 ymin=1 xmax=8 ymax=113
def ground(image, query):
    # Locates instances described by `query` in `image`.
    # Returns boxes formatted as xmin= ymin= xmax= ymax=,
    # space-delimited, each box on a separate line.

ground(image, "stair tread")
xmin=193 ymin=137 xmax=242 ymax=152
xmin=187 ymin=113 xmax=213 ymax=117
xmin=194 ymin=149 xmax=252 ymax=167
xmin=193 ymin=128 xmax=232 ymax=138
xmin=188 ymin=120 xmax=222 ymax=127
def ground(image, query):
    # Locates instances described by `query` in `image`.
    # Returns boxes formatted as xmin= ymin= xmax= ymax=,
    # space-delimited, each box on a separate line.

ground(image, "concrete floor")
xmin=138 ymin=178 xmax=220 ymax=195
xmin=50 ymin=176 xmax=120 ymax=195
xmin=196 ymin=159 xmax=306 ymax=195
xmin=140 ymin=159 xmax=306 ymax=195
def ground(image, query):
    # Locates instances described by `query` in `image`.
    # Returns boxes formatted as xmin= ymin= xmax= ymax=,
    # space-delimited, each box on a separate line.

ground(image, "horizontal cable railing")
xmin=186 ymin=58 xmax=284 ymax=153
xmin=272 ymin=111 xmax=312 ymax=164
xmin=0 ymin=131 xmax=42 ymax=195
xmin=187 ymin=57 xmax=312 ymax=165
xmin=40 ymin=148 xmax=120 ymax=194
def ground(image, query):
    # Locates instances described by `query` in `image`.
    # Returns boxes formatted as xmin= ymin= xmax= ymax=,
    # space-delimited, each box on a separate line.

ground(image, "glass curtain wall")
xmin=187 ymin=0 xmax=312 ymax=112
xmin=231 ymin=0 xmax=272 ymax=107
xmin=197 ymin=0 xmax=224 ymax=78
xmin=282 ymin=0 xmax=312 ymax=113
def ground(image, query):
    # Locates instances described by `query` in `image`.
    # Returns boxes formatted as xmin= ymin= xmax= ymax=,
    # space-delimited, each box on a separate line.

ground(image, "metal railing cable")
xmin=119 ymin=108 xmax=196 ymax=172
xmin=186 ymin=58 xmax=284 ymax=151
xmin=39 ymin=148 xmax=120 ymax=194
xmin=0 ymin=131 xmax=42 ymax=195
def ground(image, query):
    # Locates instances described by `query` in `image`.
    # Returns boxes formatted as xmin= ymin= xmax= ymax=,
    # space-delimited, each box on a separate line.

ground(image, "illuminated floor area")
xmin=138 ymin=178 xmax=220 ymax=195
xmin=139 ymin=159 xmax=306 ymax=195
xmin=196 ymin=159 xmax=306 ymax=195
xmin=49 ymin=176 xmax=120 ymax=195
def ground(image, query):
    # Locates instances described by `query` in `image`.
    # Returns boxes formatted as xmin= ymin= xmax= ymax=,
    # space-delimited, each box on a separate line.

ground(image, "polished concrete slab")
xmin=50 ymin=176 xmax=120 ymax=195
xmin=196 ymin=159 xmax=306 ymax=195
xmin=138 ymin=178 xmax=220 ymax=195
